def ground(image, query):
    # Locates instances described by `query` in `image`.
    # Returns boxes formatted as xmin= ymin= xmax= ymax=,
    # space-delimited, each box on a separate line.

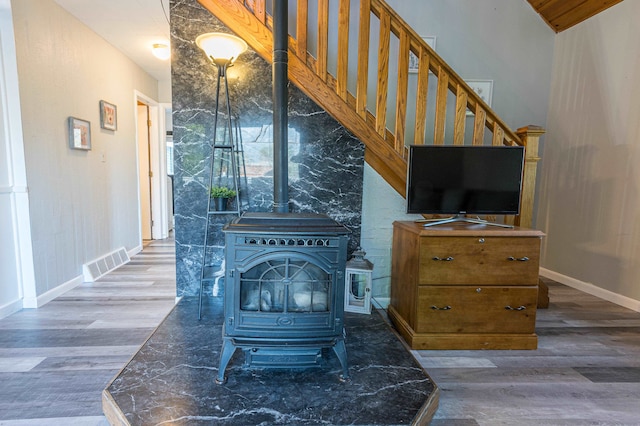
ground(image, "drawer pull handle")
xmin=505 ymin=305 xmax=527 ymax=311
xmin=431 ymin=305 xmax=452 ymax=310
xmin=507 ymin=256 xmax=529 ymax=262
xmin=432 ymin=256 xmax=454 ymax=261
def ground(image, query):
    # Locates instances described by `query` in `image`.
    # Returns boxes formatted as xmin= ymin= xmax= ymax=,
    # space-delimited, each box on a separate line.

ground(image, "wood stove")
xmin=213 ymin=0 xmax=352 ymax=386
xmin=217 ymin=212 xmax=350 ymax=384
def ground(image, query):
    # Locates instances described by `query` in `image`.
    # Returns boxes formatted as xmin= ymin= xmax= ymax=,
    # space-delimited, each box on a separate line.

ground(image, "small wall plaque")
xmin=68 ymin=117 xmax=91 ymax=150
xmin=99 ymin=100 xmax=117 ymax=131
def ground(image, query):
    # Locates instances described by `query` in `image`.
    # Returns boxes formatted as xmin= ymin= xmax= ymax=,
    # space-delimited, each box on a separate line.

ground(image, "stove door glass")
xmin=240 ymin=258 xmax=331 ymax=313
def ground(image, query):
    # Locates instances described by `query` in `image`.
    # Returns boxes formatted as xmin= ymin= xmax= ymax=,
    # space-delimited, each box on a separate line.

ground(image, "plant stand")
xmin=198 ymin=69 xmax=246 ymax=319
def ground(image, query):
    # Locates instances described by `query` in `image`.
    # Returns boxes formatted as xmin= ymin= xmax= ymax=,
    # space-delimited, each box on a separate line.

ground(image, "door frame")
xmin=134 ymin=91 xmax=170 ymax=241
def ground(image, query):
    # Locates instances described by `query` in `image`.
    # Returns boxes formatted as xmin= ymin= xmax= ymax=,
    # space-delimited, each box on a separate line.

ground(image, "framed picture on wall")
xmin=465 ymin=79 xmax=493 ymax=116
xmin=409 ymin=36 xmax=436 ymax=73
xmin=68 ymin=117 xmax=92 ymax=150
xmin=99 ymin=100 xmax=118 ymax=131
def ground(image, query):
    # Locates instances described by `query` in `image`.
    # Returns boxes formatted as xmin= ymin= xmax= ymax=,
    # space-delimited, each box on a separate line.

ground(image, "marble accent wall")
xmin=170 ymin=1 xmax=365 ymax=296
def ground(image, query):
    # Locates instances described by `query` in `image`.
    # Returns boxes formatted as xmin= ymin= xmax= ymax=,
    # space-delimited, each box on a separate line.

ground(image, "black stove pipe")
xmin=272 ymin=0 xmax=289 ymax=213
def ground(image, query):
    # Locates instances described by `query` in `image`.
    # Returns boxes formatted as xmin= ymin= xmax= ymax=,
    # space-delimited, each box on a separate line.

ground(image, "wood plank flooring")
xmin=0 ymin=239 xmax=176 ymax=425
xmin=420 ymin=277 xmax=640 ymax=425
xmin=1 ymin=238 xmax=640 ymax=425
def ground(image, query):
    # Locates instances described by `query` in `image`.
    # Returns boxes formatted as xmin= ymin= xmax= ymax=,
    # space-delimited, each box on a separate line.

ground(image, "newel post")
xmin=515 ymin=125 xmax=545 ymax=229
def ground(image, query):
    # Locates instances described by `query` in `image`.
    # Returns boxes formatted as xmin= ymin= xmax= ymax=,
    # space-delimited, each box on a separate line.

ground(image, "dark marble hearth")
xmin=103 ymin=298 xmax=438 ymax=425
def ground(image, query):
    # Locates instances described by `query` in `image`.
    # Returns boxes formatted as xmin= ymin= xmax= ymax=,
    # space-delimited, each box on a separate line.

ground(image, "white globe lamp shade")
xmin=196 ymin=32 xmax=248 ymax=65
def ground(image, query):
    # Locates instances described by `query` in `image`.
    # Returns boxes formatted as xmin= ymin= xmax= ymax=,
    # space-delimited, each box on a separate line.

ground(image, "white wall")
xmin=386 ymin=0 xmax=554 ymax=131
xmin=11 ymin=0 xmax=159 ymax=302
xmin=360 ymin=0 xmax=555 ymax=299
xmin=361 ymin=165 xmax=422 ymax=300
xmin=158 ymin=80 xmax=172 ymax=105
xmin=536 ymin=0 xmax=640 ymax=308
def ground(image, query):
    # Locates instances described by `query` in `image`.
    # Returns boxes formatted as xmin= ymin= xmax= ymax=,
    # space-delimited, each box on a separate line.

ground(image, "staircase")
xmin=197 ymin=0 xmax=543 ymax=227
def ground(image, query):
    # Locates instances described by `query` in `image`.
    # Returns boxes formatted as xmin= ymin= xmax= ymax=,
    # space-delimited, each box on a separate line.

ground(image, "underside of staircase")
xmin=197 ymin=0 xmax=543 ymax=228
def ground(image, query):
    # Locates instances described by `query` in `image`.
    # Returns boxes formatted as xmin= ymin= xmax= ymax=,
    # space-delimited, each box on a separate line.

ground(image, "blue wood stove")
xmin=217 ymin=212 xmax=351 ymax=384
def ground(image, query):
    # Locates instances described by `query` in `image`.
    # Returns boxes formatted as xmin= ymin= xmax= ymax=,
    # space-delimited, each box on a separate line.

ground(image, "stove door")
xmin=240 ymin=258 xmax=330 ymax=313
xmin=226 ymin=252 xmax=343 ymax=338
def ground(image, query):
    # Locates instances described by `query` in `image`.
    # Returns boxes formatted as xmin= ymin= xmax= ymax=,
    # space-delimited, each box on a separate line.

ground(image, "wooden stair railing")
xmin=197 ymin=0 xmax=544 ymax=228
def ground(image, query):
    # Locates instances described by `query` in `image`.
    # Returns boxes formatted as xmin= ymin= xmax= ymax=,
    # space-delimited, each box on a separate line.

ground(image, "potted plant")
xmin=210 ymin=186 xmax=237 ymax=211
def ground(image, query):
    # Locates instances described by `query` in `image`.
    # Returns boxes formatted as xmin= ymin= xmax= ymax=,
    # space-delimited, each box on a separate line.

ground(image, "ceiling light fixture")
xmin=152 ymin=43 xmax=171 ymax=60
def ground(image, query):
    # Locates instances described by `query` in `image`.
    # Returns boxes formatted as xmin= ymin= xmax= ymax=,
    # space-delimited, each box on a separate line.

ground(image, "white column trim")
xmin=0 ymin=0 xmax=36 ymax=309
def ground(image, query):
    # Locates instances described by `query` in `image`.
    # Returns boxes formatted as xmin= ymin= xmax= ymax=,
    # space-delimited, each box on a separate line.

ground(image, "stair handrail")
xmin=198 ymin=0 xmax=543 ymax=227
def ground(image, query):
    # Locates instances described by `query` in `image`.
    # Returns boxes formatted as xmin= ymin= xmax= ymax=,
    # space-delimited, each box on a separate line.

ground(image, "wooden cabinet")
xmin=388 ymin=221 xmax=544 ymax=350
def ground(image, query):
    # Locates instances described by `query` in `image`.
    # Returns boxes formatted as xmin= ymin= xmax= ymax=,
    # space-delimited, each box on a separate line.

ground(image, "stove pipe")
xmin=272 ymin=0 xmax=289 ymax=213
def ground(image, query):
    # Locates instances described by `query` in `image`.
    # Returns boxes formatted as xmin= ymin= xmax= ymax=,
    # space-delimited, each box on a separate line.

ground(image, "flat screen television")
xmin=406 ymin=145 xmax=525 ymax=227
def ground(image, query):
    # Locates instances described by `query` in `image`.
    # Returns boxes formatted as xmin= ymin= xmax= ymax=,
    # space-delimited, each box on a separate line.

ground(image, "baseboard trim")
xmin=22 ymin=274 xmax=83 ymax=308
xmin=128 ymin=244 xmax=143 ymax=258
xmin=540 ymin=267 xmax=640 ymax=313
xmin=0 ymin=298 xmax=24 ymax=319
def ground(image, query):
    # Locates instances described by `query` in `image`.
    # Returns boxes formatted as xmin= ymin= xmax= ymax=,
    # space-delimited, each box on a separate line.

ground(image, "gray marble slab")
xmin=105 ymin=297 xmax=436 ymax=425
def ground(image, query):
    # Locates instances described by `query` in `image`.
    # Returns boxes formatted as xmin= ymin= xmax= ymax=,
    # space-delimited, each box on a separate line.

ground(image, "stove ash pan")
xmin=217 ymin=212 xmax=351 ymax=384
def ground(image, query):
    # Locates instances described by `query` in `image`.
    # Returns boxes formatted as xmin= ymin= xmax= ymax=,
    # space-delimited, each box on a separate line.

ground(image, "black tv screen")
xmin=406 ymin=145 xmax=525 ymax=215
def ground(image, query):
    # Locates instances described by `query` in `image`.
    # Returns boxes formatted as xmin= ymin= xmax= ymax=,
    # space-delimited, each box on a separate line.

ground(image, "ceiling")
xmin=51 ymin=0 xmax=624 ymax=88
xmin=53 ymin=0 xmax=172 ymax=83
xmin=527 ymin=0 xmax=624 ymax=32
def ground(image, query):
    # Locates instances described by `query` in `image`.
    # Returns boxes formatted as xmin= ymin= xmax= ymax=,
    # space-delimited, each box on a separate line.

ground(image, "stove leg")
xmin=332 ymin=338 xmax=350 ymax=382
xmin=216 ymin=338 xmax=236 ymax=385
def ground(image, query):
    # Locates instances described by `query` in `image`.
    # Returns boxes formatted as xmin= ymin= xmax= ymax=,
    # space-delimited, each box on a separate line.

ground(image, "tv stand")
xmin=389 ymin=221 xmax=544 ymax=349
xmin=417 ymin=214 xmax=514 ymax=229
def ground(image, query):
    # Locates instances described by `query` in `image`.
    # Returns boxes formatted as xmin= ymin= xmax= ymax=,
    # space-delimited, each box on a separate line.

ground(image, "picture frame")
xmin=68 ymin=117 xmax=92 ymax=150
xmin=465 ymin=79 xmax=493 ymax=116
xmin=99 ymin=100 xmax=118 ymax=131
xmin=409 ymin=36 xmax=436 ymax=73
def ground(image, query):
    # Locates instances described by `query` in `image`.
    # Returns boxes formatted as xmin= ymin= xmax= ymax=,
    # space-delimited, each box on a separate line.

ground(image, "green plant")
xmin=210 ymin=186 xmax=236 ymax=198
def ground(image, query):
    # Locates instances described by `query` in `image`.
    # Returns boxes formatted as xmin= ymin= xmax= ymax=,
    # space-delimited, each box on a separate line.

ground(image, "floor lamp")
xmin=196 ymin=32 xmax=247 ymax=318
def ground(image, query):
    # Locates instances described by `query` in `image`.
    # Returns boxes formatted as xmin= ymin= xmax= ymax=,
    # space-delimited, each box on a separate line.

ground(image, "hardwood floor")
xmin=0 ymin=238 xmax=176 ymax=425
xmin=420 ymin=277 xmax=640 ymax=425
xmin=1 ymin=238 xmax=640 ymax=425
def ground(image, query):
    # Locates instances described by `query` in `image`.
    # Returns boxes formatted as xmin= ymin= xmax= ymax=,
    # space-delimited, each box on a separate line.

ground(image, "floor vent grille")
xmin=83 ymin=247 xmax=130 ymax=282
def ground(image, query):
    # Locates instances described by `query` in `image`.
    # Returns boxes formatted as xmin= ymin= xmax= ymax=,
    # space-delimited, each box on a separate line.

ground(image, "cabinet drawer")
xmin=416 ymin=286 xmax=537 ymax=333
xmin=419 ymin=237 xmax=540 ymax=285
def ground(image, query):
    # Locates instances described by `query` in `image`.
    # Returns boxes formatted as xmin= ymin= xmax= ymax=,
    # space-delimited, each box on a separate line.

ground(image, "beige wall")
xmin=537 ymin=0 xmax=640 ymax=307
xmin=11 ymin=0 xmax=159 ymax=298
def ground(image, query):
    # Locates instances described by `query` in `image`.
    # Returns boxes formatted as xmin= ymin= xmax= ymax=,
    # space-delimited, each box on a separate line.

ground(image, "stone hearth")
xmin=102 ymin=297 xmax=438 ymax=425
